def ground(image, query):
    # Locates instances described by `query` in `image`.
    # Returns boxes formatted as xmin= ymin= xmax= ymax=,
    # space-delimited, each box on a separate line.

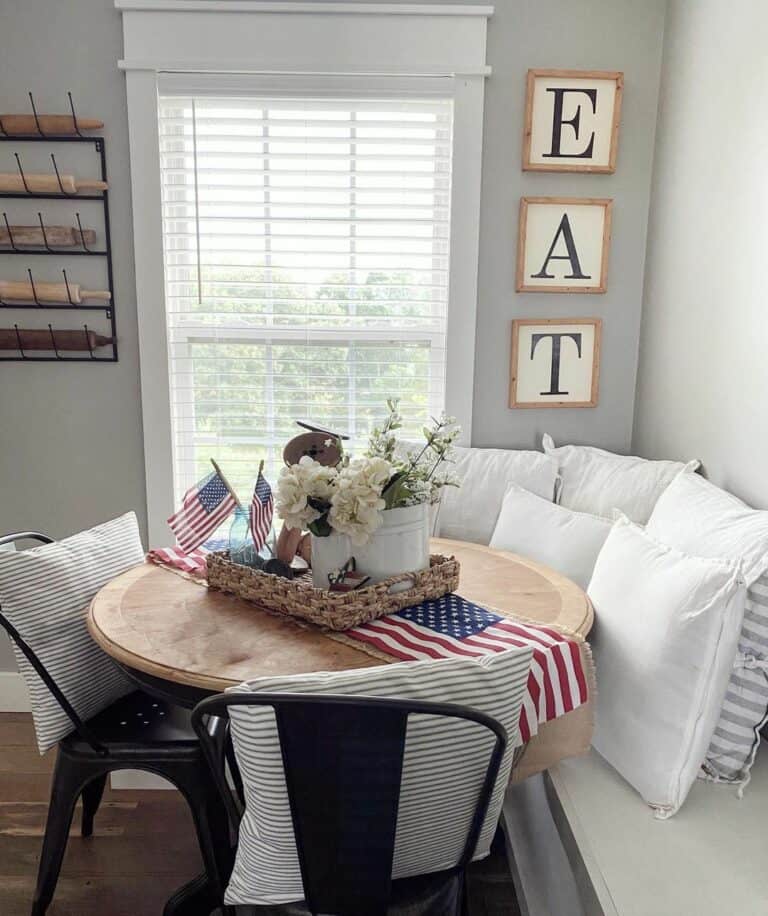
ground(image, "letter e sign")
xmin=523 ymin=69 xmax=623 ymax=173
xmin=509 ymin=318 xmax=601 ymax=408
xmin=517 ymin=197 xmax=612 ymax=293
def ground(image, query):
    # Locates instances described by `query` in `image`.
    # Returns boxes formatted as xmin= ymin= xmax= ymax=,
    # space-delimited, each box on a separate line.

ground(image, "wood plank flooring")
xmin=0 ymin=712 xmax=520 ymax=915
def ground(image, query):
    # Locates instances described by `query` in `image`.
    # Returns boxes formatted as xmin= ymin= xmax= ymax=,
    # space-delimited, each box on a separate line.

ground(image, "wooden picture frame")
xmin=523 ymin=69 xmax=623 ymax=173
xmin=509 ymin=318 xmax=602 ymax=409
xmin=516 ymin=197 xmax=612 ymax=294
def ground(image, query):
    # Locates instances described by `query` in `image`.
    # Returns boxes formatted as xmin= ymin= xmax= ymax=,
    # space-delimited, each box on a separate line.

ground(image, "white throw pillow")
xmin=588 ymin=517 xmax=745 ymax=816
xmin=490 ymin=484 xmax=611 ymax=590
xmin=647 ymin=471 xmax=768 ymax=783
xmin=435 ymin=446 xmax=559 ymax=545
xmin=0 ymin=513 xmax=144 ymax=753
xmin=543 ymin=433 xmax=698 ymax=523
xmin=224 ymin=648 xmax=533 ymax=905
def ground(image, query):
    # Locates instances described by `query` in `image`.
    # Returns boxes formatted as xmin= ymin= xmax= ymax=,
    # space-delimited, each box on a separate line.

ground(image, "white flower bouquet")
xmin=275 ymin=400 xmax=461 ymax=548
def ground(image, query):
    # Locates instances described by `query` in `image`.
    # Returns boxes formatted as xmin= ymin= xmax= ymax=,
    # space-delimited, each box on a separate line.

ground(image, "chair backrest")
xmin=0 ymin=530 xmax=110 ymax=754
xmin=192 ymin=692 xmax=507 ymax=916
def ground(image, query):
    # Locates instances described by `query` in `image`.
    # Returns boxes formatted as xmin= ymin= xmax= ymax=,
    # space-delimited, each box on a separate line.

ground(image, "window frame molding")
xmin=117 ymin=0 xmax=492 ymax=545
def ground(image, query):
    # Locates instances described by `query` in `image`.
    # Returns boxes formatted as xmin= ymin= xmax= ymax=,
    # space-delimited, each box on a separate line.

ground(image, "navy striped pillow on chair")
xmin=223 ymin=647 xmax=533 ymax=906
xmin=0 ymin=512 xmax=144 ymax=753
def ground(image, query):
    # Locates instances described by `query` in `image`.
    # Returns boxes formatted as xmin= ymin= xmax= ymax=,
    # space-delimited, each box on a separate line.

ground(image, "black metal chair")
xmin=192 ymin=692 xmax=509 ymax=916
xmin=0 ymin=531 xmax=233 ymax=916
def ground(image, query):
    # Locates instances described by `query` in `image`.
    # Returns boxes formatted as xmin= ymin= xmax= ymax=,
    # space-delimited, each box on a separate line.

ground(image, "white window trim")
xmin=117 ymin=0 xmax=492 ymax=545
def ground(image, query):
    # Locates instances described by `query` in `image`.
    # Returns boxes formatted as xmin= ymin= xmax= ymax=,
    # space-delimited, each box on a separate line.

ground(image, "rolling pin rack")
xmin=0 ymin=93 xmax=117 ymax=362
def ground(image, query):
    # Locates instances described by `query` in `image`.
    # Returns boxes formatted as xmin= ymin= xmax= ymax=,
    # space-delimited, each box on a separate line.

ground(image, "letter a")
xmin=531 ymin=213 xmax=591 ymax=280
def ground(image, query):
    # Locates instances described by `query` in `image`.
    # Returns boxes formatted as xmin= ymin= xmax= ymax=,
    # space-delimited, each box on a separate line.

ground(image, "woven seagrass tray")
xmin=206 ymin=552 xmax=460 ymax=631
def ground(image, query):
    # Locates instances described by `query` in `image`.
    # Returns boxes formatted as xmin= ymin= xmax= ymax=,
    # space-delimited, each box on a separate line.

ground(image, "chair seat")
xmin=62 ymin=690 xmax=199 ymax=753
xmin=248 ymin=868 xmax=462 ymax=916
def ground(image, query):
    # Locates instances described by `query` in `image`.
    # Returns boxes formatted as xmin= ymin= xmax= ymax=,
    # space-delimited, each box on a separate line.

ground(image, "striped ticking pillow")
xmin=704 ymin=572 xmax=768 ymax=782
xmin=225 ymin=647 xmax=533 ymax=907
xmin=0 ymin=513 xmax=144 ymax=754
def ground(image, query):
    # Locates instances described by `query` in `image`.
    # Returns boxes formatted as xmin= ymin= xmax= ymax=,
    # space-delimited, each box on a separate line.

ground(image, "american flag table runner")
xmin=147 ymin=546 xmax=209 ymax=578
xmin=345 ymin=594 xmax=589 ymax=743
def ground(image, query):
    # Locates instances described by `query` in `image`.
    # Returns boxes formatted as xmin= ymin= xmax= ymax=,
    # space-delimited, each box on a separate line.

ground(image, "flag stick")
xmin=210 ymin=458 xmax=242 ymax=508
xmin=257 ymin=459 xmax=265 ymax=477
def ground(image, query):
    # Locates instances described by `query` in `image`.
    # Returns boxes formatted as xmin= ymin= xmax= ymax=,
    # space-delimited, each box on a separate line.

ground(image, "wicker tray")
xmin=206 ymin=552 xmax=460 ymax=631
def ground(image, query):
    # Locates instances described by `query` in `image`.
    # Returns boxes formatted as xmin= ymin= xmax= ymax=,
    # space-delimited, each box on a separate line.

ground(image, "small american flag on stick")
xmin=250 ymin=461 xmax=274 ymax=552
xmin=167 ymin=463 xmax=238 ymax=552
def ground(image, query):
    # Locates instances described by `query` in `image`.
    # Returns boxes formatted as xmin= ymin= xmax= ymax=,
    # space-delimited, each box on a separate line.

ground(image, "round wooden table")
xmin=88 ymin=537 xmax=592 ymax=706
xmin=88 ymin=539 xmax=593 ymax=915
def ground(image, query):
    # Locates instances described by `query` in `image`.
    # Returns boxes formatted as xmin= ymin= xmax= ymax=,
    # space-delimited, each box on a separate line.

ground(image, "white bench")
xmin=502 ymin=745 xmax=768 ymax=916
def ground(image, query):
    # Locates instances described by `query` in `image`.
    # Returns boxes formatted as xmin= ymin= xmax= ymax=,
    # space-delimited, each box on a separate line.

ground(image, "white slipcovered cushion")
xmin=588 ymin=517 xmax=745 ymax=816
xmin=490 ymin=484 xmax=611 ymax=590
xmin=0 ymin=513 xmax=144 ymax=753
xmin=543 ymin=433 xmax=698 ymax=523
xmin=647 ymin=471 xmax=768 ymax=784
xmin=436 ymin=446 xmax=559 ymax=545
xmin=224 ymin=648 xmax=533 ymax=905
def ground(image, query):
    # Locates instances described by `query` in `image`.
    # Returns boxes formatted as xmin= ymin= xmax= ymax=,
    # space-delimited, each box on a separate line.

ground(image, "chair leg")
xmin=169 ymin=762 xmax=234 ymax=911
xmin=80 ymin=773 xmax=107 ymax=838
xmin=32 ymin=751 xmax=99 ymax=916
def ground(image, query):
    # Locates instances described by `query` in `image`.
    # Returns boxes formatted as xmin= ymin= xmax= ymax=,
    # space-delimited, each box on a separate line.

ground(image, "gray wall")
xmin=0 ymin=0 xmax=666 ymax=672
xmin=0 ymin=0 xmax=145 ymax=669
xmin=632 ymin=0 xmax=768 ymax=509
xmin=472 ymin=0 xmax=666 ymax=453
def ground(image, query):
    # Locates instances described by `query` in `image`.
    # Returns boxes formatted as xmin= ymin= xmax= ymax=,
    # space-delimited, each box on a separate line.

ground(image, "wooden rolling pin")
xmin=0 ymin=225 xmax=97 ymax=248
xmin=0 ymin=328 xmax=113 ymax=351
xmin=0 ymin=115 xmax=103 ymax=136
xmin=0 ymin=281 xmax=111 ymax=304
xmin=0 ymin=173 xmax=107 ymax=194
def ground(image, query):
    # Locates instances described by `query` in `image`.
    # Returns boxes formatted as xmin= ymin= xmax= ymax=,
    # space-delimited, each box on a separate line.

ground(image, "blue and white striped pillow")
xmin=224 ymin=647 xmax=533 ymax=907
xmin=0 ymin=513 xmax=144 ymax=754
xmin=647 ymin=472 xmax=768 ymax=785
xmin=704 ymin=572 xmax=768 ymax=782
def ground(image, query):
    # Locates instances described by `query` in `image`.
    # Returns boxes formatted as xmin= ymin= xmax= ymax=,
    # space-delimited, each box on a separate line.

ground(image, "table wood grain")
xmin=88 ymin=538 xmax=592 ymax=692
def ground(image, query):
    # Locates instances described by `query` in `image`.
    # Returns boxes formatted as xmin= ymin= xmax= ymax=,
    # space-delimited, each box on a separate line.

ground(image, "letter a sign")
xmin=523 ymin=70 xmax=623 ymax=173
xmin=517 ymin=197 xmax=612 ymax=293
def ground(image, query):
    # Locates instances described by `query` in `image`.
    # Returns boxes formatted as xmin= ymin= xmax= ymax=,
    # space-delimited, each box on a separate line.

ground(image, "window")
xmin=158 ymin=92 xmax=454 ymax=500
xmin=118 ymin=2 xmax=490 ymax=544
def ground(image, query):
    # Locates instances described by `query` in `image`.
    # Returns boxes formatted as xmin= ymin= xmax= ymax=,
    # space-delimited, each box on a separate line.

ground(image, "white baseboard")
xmin=0 ymin=671 xmax=30 ymax=712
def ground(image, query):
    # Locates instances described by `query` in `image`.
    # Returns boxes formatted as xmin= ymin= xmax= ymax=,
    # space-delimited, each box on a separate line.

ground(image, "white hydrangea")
xmin=275 ymin=455 xmax=337 ymax=531
xmin=328 ymin=457 xmax=391 ymax=545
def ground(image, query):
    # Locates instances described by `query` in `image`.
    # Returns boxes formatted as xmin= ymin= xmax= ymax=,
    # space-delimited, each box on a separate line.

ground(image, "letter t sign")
xmin=523 ymin=69 xmax=623 ymax=173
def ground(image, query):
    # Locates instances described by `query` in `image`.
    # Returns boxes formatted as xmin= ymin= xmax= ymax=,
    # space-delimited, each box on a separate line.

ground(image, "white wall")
xmin=633 ymin=0 xmax=768 ymax=508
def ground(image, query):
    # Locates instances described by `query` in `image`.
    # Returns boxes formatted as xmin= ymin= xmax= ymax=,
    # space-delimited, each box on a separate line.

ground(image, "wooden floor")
xmin=0 ymin=712 xmax=520 ymax=915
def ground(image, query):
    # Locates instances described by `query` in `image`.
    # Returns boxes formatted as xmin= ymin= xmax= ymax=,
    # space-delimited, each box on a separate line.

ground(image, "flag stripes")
xmin=250 ymin=472 xmax=274 ymax=553
xmin=168 ymin=471 xmax=237 ymax=552
xmin=147 ymin=546 xmax=209 ymax=578
xmin=347 ymin=597 xmax=588 ymax=743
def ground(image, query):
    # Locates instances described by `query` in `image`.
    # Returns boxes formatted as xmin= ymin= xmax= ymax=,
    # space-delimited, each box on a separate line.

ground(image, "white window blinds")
xmin=158 ymin=92 xmax=454 ymax=501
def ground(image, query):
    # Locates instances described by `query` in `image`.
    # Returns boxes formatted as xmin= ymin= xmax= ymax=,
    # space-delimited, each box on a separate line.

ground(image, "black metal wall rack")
xmin=0 ymin=93 xmax=118 ymax=362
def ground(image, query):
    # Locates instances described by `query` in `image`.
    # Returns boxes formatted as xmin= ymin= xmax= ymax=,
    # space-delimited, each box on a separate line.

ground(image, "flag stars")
xmin=396 ymin=595 xmax=503 ymax=637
